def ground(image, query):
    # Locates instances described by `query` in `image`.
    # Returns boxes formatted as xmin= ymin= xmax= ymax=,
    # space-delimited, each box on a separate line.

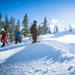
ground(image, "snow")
xmin=0 ymin=31 xmax=75 ymax=75
xmin=0 ymin=46 xmax=25 ymax=64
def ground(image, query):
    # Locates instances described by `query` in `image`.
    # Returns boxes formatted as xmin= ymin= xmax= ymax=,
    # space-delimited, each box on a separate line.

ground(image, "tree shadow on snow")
xmin=1 ymin=42 xmax=74 ymax=65
xmin=0 ymin=39 xmax=31 ymax=52
xmin=0 ymin=43 xmax=26 ymax=52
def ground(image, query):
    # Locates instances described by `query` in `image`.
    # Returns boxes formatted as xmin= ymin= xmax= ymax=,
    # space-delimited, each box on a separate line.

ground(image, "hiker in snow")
xmin=30 ymin=20 xmax=38 ymax=43
xmin=14 ymin=31 xmax=22 ymax=44
xmin=1 ymin=31 xmax=7 ymax=47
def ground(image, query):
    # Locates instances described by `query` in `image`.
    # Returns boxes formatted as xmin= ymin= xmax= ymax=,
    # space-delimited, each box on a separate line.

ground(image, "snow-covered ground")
xmin=0 ymin=31 xmax=75 ymax=75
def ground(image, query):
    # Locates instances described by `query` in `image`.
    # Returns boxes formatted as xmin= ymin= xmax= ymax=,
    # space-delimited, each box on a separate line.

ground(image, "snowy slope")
xmin=0 ymin=31 xmax=75 ymax=75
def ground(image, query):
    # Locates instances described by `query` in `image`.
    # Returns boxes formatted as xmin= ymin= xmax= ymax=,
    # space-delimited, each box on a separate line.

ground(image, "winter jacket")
xmin=14 ymin=32 xmax=22 ymax=39
xmin=1 ymin=33 xmax=7 ymax=42
xmin=30 ymin=24 xmax=37 ymax=35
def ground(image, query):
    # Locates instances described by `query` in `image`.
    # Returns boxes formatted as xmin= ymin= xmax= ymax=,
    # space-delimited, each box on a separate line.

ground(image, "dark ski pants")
xmin=1 ymin=41 xmax=5 ymax=47
xmin=32 ymin=34 xmax=37 ymax=43
xmin=15 ymin=38 xmax=21 ymax=44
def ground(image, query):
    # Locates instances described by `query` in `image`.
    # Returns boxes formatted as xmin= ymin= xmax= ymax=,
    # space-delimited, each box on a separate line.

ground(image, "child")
xmin=14 ymin=31 xmax=22 ymax=44
xmin=1 ymin=31 xmax=7 ymax=47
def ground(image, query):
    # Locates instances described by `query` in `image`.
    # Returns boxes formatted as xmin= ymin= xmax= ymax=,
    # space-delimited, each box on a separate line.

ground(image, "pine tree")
xmin=22 ymin=14 xmax=29 ymax=37
xmin=0 ymin=13 xmax=5 ymax=34
xmin=8 ymin=16 xmax=15 ymax=42
xmin=49 ymin=28 xmax=51 ymax=34
xmin=0 ymin=22 xmax=5 ymax=34
xmin=54 ymin=26 xmax=58 ymax=33
xmin=5 ymin=14 xmax=9 ymax=32
xmin=0 ymin=13 xmax=2 ymax=23
xmin=9 ymin=16 xmax=15 ymax=32
xmin=43 ymin=17 xmax=47 ymax=27
xmin=69 ymin=25 xmax=72 ymax=32
xmin=42 ymin=17 xmax=48 ymax=34
xmin=15 ymin=19 xmax=20 ymax=32
xmin=0 ymin=13 xmax=2 ymax=33
xmin=38 ymin=24 xmax=41 ymax=35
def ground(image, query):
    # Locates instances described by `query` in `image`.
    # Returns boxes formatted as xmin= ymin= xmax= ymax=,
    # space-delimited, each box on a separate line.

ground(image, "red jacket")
xmin=1 ymin=34 xmax=7 ymax=42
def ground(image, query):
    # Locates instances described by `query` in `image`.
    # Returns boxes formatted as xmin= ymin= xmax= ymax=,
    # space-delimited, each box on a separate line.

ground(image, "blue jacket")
xmin=14 ymin=32 xmax=22 ymax=39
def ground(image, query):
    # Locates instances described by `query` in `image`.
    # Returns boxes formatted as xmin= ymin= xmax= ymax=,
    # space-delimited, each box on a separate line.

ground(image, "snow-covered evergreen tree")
xmin=0 ymin=13 xmax=5 ymax=34
xmin=54 ymin=26 xmax=58 ymax=33
xmin=9 ymin=16 xmax=15 ymax=33
xmin=43 ymin=17 xmax=48 ymax=34
xmin=0 ymin=12 xmax=2 ymax=23
xmin=40 ymin=17 xmax=49 ymax=34
xmin=15 ymin=19 xmax=20 ymax=32
xmin=22 ymin=14 xmax=29 ymax=37
xmin=0 ymin=13 xmax=2 ymax=33
xmin=69 ymin=25 xmax=72 ymax=32
xmin=8 ymin=16 xmax=15 ymax=41
xmin=5 ymin=14 xmax=9 ymax=32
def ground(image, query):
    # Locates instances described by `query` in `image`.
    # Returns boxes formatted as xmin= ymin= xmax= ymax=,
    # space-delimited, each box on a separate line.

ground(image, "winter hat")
xmin=34 ymin=20 xmax=37 ymax=24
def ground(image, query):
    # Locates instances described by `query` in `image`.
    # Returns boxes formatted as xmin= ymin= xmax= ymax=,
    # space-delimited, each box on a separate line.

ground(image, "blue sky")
xmin=0 ymin=0 xmax=75 ymax=30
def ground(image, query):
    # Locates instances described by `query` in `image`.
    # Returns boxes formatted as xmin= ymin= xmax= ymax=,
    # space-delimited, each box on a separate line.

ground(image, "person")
xmin=30 ymin=20 xmax=38 ymax=43
xmin=1 ymin=31 xmax=7 ymax=47
xmin=14 ymin=31 xmax=22 ymax=44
